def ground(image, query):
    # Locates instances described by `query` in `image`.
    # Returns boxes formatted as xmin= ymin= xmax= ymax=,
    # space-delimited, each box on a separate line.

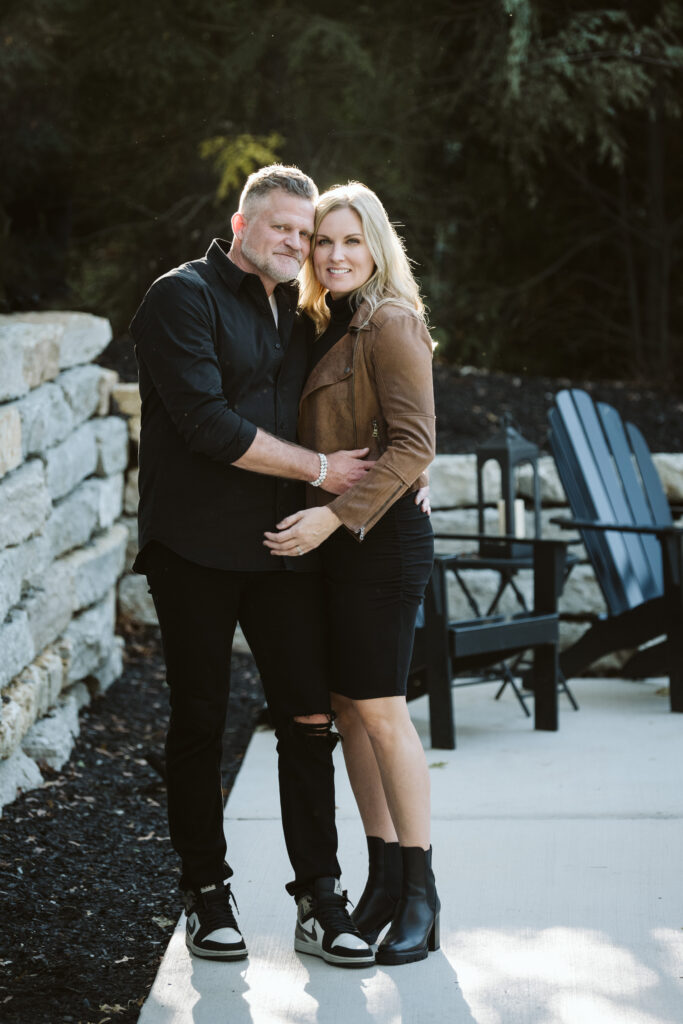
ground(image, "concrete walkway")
xmin=139 ymin=677 xmax=682 ymax=1024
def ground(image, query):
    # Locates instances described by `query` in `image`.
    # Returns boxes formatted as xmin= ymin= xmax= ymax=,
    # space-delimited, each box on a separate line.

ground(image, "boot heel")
xmin=428 ymin=912 xmax=440 ymax=952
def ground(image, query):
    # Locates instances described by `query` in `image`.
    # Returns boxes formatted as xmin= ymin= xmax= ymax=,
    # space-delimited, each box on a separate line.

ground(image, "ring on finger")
xmin=296 ymin=545 xmax=304 ymax=556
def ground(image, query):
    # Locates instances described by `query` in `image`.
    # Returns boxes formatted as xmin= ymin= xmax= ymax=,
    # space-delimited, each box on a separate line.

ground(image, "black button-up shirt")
xmin=130 ymin=239 xmax=312 ymax=572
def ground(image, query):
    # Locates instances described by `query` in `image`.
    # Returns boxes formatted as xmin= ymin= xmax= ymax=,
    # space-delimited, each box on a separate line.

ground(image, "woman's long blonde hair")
xmin=299 ymin=182 xmax=425 ymax=335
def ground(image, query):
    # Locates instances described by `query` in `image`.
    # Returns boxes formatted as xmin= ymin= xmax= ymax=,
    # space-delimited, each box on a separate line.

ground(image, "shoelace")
xmin=198 ymin=884 xmax=240 ymax=933
xmin=312 ymin=890 xmax=360 ymax=937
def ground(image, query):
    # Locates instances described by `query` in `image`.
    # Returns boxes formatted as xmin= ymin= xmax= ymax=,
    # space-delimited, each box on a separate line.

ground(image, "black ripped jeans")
xmin=142 ymin=542 xmax=340 ymax=895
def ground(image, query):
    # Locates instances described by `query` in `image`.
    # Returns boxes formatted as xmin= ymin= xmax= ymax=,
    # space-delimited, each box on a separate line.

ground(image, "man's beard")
xmin=241 ymin=240 xmax=302 ymax=283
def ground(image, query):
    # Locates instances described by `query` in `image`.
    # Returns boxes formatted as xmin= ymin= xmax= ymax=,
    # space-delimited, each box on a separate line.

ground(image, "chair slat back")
xmin=549 ymin=389 xmax=664 ymax=615
xmin=596 ymin=402 xmax=663 ymax=596
xmin=627 ymin=421 xmax=673 ymax=527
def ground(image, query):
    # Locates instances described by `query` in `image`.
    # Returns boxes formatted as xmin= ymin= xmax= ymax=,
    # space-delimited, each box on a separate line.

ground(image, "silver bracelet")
xmin=310 ymin=452 xmax=328 ymax=488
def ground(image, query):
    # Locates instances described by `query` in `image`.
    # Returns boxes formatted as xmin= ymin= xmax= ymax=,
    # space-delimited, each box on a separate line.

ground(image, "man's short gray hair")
xmin=239 ymin=164 xmax=318 ymax=215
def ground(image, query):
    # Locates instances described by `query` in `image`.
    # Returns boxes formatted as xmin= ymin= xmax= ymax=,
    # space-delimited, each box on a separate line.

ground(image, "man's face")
xmin=233 ymin=190 xmax=314 ymax=289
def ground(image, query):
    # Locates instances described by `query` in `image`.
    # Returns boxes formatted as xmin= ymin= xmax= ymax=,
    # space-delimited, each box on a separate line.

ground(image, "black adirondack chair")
xmin=408 ymin=535 xmax=567 ymax=748
xmin=548 ymin=388 xmax=683 ymax=713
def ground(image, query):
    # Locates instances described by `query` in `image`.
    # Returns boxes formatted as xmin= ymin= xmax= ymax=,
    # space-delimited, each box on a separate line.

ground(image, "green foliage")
xmin=1 ymin=0 xmax=683 ymax=385
xmin=199 ymin=135 xmax=283 ymax=200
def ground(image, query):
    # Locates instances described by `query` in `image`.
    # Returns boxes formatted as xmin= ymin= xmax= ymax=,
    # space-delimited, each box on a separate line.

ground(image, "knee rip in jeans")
xmin=288 ymin=712 xmax=341 ymax=750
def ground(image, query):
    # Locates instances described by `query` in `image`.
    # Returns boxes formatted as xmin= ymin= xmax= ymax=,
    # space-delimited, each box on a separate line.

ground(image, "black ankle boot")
xmin=351 ymin=836 xmax=402 ymax=944
xmin=375 ymin=846 xmax=440 ymax=965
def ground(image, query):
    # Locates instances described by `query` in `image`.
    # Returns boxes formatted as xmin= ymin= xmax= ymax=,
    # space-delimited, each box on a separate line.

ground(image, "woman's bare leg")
xmin=332 ymin=693 xmax=430 ymax=849
xmin=331 ymin=692 xmax=397 ymax=842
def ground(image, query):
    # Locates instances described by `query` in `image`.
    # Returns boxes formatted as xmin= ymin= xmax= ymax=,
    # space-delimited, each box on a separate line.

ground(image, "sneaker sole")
xmin=294 ymin=936 xmax=375 ymax=968
xmin=186 ymin=934 xmax=248 ymax=962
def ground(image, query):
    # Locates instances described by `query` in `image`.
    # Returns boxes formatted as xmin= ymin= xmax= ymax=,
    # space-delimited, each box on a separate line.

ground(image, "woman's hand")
xmin=264 ymin=506 xmax=341 ymax=556
xmin=415 ymin=485 xmax=431 ymax=515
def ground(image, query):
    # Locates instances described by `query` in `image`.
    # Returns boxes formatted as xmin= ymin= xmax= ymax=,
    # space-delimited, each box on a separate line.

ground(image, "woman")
xmin=264 ymin=182 xmax=438 ymax=966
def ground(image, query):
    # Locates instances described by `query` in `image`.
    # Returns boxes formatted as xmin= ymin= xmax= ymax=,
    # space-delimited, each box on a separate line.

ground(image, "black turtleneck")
xmin=309 ymin=294 xmax=356 ymax=371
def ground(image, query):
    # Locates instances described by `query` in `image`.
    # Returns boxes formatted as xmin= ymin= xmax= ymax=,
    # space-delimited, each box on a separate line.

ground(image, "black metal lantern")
xmin=476 ymin=416 xmax=541 ymax=558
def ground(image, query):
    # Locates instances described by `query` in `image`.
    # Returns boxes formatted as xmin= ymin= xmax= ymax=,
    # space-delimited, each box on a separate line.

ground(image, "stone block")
xmin=97 ymin=368 xmax=119 ymax=416
xmin=47 ymin=481 xmax=100 ymax=559
xmin=445 ymin=566 xmax=534 ymax=621
xmin=0 ymin=664 xmax=43 ymax=756
xmin=0 ymin=320 xmax=62 ymax=401
xmin=92 ymin=417 xmax=128 ymax=477
xmin=112 ymin=383 xmax=141 ymax=418
xmin=0 ymin=609 xmax=34 ymax=690
xmin=0 ymin=546 xmax=23 ymax=624
xmin=558 ymin=563 xmax=606 ymax=618
xmin=95 ymin=473 xmax=124 ymax=529
xmin=124 ymin=468 xmax=139 ymax=516
xmin=46 ymin=475 xmax=125 ymax=560
xmin=233 ymin=624 xmax=250 ymax=655
xmin=17 ymin=533 xmax=53 ymax=590
xmin=58 ymin=365 xmax=106 ymax=425
xmin=517 ymin=457 xmax=567 ymax=505
xmin=122 ymin=516 xmax=139 ymax=567
xmin=91 ymin=635 xmax=124 ymax=694
xmin=63 ymin=680 xmax=91 ymax=711
xmin=22 ymin=560 xmax=75 ymax=655
xmin=63 ymin=590 xmax=116 ymax=684
xmin=21 ymin=695 xmax=79 ymax=770
xmin=652 ymin=454 xmax=683 ymax=503
xmin=62 ymin=523 xmax=127 ymax=612
xmin=118 ymin=573 xmax=157 ymax=626
xmin=0 ymin=748 xmax=43 ymax=815
xmin=0 ymin=405 xmax=22 ymax=479
xmin=429 ymin=455 xmax=504 ymax=509
xmin=16 ymin=382 xmax=74 ymax=457
xmin=128 ymin=415 xmax=141 ymax=447
xmin=2 ymin=311 xmax=112 ymax=370
xmin=431 ymin=507 xmax=500 ymax=554
xmin=0 ymin=533 xmax=51 ymax=624
xmin=0 ymin=460 xmax=51 ymax=550
xmin=429 ymin=455 xmax=477 ymax=508
xmin=44 ymin=422 xmax=98 ymax=500
xmin=35 ymin=648 xmax=66 ymax=705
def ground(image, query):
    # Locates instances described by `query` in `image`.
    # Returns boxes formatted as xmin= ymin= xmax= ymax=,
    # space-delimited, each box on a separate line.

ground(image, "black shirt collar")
xmin=206 ymin=238 xmax=299 ymax=305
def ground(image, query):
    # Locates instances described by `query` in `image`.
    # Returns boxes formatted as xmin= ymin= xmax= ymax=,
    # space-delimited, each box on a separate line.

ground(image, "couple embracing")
xmin=130 ymin=164 xmax=438 ymax=970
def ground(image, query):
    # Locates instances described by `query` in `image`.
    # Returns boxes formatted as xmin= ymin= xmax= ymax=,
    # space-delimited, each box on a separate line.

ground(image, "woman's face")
xmin=312 ymin=206 xmax=375 ymax=300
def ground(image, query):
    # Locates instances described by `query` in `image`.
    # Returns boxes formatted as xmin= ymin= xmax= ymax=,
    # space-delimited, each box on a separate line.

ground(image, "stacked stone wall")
xmin=0 ymin=312 xmax=128 ymax=811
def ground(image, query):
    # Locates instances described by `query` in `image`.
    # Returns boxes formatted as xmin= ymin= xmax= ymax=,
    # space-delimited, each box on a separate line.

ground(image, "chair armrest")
xmin=550 ymin=516 xmax=682 ymax=539
xmin=433 ymin=532 xmax=568 ymax=548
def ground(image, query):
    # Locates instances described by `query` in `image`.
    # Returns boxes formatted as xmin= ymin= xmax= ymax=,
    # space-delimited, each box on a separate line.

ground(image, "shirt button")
xmin=275 ymin=343 xmax=282 ymax=350
xmin=344 ymin=365 xmax=351 ymax=373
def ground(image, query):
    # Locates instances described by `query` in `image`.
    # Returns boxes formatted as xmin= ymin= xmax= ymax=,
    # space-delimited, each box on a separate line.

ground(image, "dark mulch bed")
xmin=0 ymin=624 xmax=265 ymax=1024
xmin=432 ymin=364 xmax=683 ymax=454
xmin=102 ymin=331 xmax=683 ymax=453
xmin=2 ymin=358 xmax=682 ymax=1021
xmin=100 ymin=333 xmax=683 ymax=454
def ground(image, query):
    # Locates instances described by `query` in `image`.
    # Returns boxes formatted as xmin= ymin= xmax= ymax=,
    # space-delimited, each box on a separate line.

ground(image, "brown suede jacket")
xmin=298 ymin=299 xmax=436 ymax=539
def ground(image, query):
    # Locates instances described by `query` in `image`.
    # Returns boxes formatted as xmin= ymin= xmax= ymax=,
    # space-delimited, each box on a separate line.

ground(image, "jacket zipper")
xmin=372 ymin=417 xmax=379 ymax=438
xmin=357 ymin=483 xmax=403 ymax=541
xmin=351 ymin=335 xmax=360 ymax=446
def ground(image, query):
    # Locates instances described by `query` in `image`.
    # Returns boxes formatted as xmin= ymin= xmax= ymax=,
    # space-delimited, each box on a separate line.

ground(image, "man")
xmin=130 ymin=165 xmax=374 ymax=967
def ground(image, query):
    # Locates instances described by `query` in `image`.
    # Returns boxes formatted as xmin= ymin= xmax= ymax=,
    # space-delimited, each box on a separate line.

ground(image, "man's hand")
xmin=264 ymin=506 xmax=342 ymax=555
xmin=324 ymin=448 xmax=375 ymax=494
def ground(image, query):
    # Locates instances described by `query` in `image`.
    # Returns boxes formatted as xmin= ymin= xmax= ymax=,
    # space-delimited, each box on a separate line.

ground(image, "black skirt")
xmin=320 ymin=492 xmax=434 ymax=699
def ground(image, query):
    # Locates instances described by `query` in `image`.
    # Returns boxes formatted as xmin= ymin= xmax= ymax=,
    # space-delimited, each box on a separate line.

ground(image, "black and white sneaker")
xmin=183 ymin=881 xmax=247 ymax=961
xmin=295 ymin=877 xmax=375 ymax=968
